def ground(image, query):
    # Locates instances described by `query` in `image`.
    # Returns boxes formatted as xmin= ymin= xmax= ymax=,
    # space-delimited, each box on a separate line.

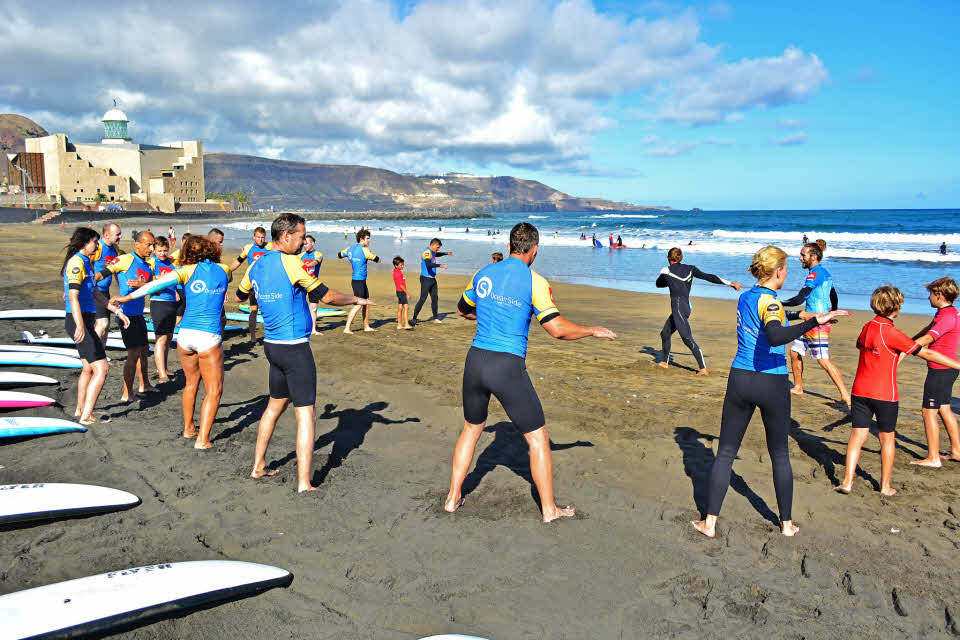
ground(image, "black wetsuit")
xmin=656 ymin=263 xmax=729 ymax=370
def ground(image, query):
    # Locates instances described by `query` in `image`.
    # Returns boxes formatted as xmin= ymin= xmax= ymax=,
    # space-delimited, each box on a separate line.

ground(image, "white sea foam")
xmin=712 ymin=229 xmax=960 ymax=244
xmin=591 ymin=214 xmax=661 ymax=219
xmin=527 ymin=215 xmax=548 ymax=219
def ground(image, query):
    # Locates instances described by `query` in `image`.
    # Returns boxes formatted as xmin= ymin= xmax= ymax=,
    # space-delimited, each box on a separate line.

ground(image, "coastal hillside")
xmin=0 ymin=114 xmax=47 ymax=183
xmin=204 ymin=153 xmax=667 ymax=212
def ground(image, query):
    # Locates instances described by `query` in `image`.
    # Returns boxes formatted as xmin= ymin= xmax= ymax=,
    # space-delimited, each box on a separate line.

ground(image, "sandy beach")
xmin=2 ymin=220 xmax=960 ymax=638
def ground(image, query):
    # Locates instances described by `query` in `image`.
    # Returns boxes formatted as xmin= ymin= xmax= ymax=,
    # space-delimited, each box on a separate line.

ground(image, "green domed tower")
xmin=102 ymin=105 xmax=131 ymax=144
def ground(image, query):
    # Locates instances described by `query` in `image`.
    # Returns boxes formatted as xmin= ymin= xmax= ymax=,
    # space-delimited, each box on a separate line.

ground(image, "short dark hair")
xmin=491 ymin=252 xmax=503 ymax=262
xmin=134 ymin=230 xmax=154 ymax=243
xmin=509 ymin=223 xmax=539 ymax=254
xmin=270 ymin=213 xmax=305 ymax=241
xmin=803 ymin=242 xmax=823 ymax=262
xmin=155 ymin=236 xmax=170 ymax=249
xmin=254 ymin=226 xmax=267 ymax=235
xmin=208 ymin=227 xmax=224 ymax=239
xmin=667 ymin=247 xmax=683 ymax=263
xmin=305 ymin=234 xmax=315 ymax=242
xmin=392 ymin=256 xmax=404 ymax=267
xmin=182 ymin=232 xmax=191 ymax=239
xmin=430 ymin=238 xmax=442 ymax=247
xmin=356 ymin=228 xmax=371 ymax=243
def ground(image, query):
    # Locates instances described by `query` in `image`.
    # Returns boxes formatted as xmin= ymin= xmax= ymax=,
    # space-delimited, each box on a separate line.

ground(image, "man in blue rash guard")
xmin=338 ymin=228 xmax=379 ymax=334
xmin=412 ymin=238 xmax=452 ymax=325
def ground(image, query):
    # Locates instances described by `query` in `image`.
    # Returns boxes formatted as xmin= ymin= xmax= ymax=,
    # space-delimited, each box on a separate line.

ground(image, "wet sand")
xmin=2 ymin=221 xmax=960 ymax=638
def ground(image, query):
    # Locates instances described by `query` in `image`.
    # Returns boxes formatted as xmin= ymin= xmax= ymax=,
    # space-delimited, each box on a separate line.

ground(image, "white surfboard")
xmin=0 ymin=372 xmax=58 ymax=387
xmin=0 ymin=344 xmax=81 ymax=359
xmin=0 ymin=417 xmax=86 ymax=439
xmin=0 ymin=391 xmax=56 ymax=408
xmin=0 ymin=309 xmax=66 ymax=320
xmin=0 ymin=560 xmax=292 ymax=639
xmin=22 ymin=331 xmax=129 ymax=351
xmin=0 ymin=352 xmax=82 ymax=369
xmin=0 ymin=483 xmax=140 ymax=525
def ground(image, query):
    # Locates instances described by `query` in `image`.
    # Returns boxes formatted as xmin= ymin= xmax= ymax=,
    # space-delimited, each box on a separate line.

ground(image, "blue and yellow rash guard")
xmin=340 ymin=243 xmax=378 ymax=280
xmin=421 ymin=247 xmax=448 ymax=277
xmin=64 ymin=253 xmax=96 ymax=314
xmin=460 ymin=256 xmax=560 ymax=359
xmin=100 ymin=253 xmax=153 ymax=316
xmin=732 ymin=286 xmax=789 ymax=374
xmin=175 ymin=262 xmax=231 ymax=334
xmin=300 ymin=249 xmax=322 ymax=277
xmin=93 ymin=239 xmax=119 ymax=293
xmin=149 ymin=256 xmax=177 ymax=303
xmin=235 ymin=241 xmax=273 ymax=273
xmin=238 ymin=252 xmax=329 ymax=343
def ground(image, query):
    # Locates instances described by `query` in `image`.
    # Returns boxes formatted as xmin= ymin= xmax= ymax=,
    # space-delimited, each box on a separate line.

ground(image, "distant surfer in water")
xmin=941 ymin=242 xmax=949 ymax=255
xmin=617 ymin=235 xmax=623 ymax=247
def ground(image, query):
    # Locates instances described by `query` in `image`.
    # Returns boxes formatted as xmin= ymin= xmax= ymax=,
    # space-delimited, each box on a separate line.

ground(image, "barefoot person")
xmin=228 ymin=226 xmax=272 ymax=344
xmin=114 ymin=236 xmax=232 ymax=449
xmin=781 ymin=242 xmax=851 ymax=405
xmin=149 ymin=236 xmax=177 ymax=382
xmin=412 ymin=238 xmax=451 ymax=325
xmin=692 ymin=246 xmax=849 ymax=539
xmin=446 ymin=222 xmax=617 ymax=523
xmin=910 ymin=277 xmax=960 ymax=467
xmin=238 ymin=213 xmax=374 ymax=492
xmin=656 ymin=247 xmax=741 ymax=376
xmin=392 ymin=256 xmax=413 ymax=329
xmin=92 ymin=222 xmax=122 ymax=342
xmin=835 ymin=286 xmax=960 ymax=496
xmin=96 ymin=231 xmax=157 ymax=402
xmin=299 ymin=234 xmax=323 ymax=336
xmin=63 ymin=227 xmax=129 ymax=425
xmin=338 ymin=228 xmax=379 ymax=334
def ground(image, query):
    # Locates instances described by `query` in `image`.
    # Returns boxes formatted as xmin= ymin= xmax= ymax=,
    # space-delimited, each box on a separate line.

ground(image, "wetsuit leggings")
xmin=706 ymin=367 xmax=793 ymax=522
xmin=661 ymin=299 xmax=706 ymax=370
xmin=413 ymin=275 xmax=439 ymax=320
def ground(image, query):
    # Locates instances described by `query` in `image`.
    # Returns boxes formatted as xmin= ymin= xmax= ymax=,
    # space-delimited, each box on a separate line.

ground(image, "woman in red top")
xmin=836 ymin=286 xmax=960 ymax=496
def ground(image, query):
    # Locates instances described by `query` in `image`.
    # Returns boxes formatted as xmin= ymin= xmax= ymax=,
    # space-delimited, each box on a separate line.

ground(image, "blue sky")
xmin=1 ymin=0 xmax=957 ymax=209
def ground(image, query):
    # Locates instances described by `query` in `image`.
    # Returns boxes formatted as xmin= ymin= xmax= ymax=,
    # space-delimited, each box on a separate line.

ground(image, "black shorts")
xmin=176 ymin=295 xmax=186 ymax=317
xmin=264 ymin=342 xmax=316 ymax=407
xmin=462 ymin=346 xmax=545 ymax=433
xmin=120 ymin=315 xmax=150 ymax=349
xmin=150 ymin=300 xmax=178 ymax=335
xmin=922 ymin=368 xmax=958 ymax=410
xmin=352 ymin=280 xmax=369 ymax=299
xmin=95 ymin=292 xmax=112 ymax=321
xmin=851 ymin=395 xmax=899 ymax=433
xmin=65 ymin=312 xmax=107 ymax=363
xmin=396 ymin=291 xmax=408 ymax=305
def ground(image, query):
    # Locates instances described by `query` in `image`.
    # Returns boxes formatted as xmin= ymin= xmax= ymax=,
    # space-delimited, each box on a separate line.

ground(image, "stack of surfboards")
xmin=0 ymin=417 xmax=84 ymax=439
xmin=0 ymin=371 xmax=58 ymax=387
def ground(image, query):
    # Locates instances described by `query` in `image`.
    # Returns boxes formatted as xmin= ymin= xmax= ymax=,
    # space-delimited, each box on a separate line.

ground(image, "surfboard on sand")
xmin=0 ymin=309 xmax=66 ymax=320
xmin=0 ymin=352 xmax=83 ymax=369
xmin=0 ymin=417 xmax=86 ymax=439
xmin=0 ymin=391 xmax=56 ymax=408
xmin=237 ymin=304 xmax=346 ymax=317
xmin=0 ymin=483 xmax=140 ymax=525
xmin=0 ymin=344 xmax=81 ymax=359
xmin=0 ymin=560 xmax=292 ymax=639
xmin=21 ymin=331 xmax=131 ymax=350
xmin=0 ymin=372 xmax=58 ymax=387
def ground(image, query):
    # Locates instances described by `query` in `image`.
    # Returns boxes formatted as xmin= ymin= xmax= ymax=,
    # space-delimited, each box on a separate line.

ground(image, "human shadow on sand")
xmin=265 ymin=401 xmax=419 ymax=485
xmin=213 ymin=394 xmax=270 ymax=442
xmin=460 ymin=422 xmax=593 ymax=509
xmin=789 ymin=419 xmax=880 ymax=491
xmin=674 ymin=426 xmax=780 ymax=527
xmin=639 ymin=345 xmax=698 ymax=373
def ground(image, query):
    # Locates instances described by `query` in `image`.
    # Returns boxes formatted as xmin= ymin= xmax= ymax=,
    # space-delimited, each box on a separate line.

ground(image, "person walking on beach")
xmin=228 ymin=226 xmax=272 ymax=344
xmin=237 ymin=213 xmax=374 ymax=492
xmin=908 ymin=277 xmax=960 ymax=467
xmin=149 ymin=236 xmax=177 ymax=382
xmin=781 ymin=242 xmax=851 ymax=406
xmin=692 ymin=246 xmax=849 ymax=538
xmin=834 ymin=286 xmax=960 ymax=496
xmin=92 ymin=222 xmax=122 ymax=342
xmin=338 ymin=228 xmax=379 ymax=333
xmin=412 ymin=238 xmax=451 ymax=325
xmin=168 ymin=226 xmax=175 ymax=243
xmin=63 ymin=227 xmax=129 ymax=425
xmin=392 ymin=256 xmax=412 ymax=329
xmin=114 ymin=236 xmax=233 ymax=449
xmin=445 ymin=222 xmax=617 ymax=522
xmin=96 ymin=231 xmax=158 ymax=402
xmin=300 ymin=234 xmax=323 ymax=336
xmin=656 ymin=247 xmax=741 ymax=376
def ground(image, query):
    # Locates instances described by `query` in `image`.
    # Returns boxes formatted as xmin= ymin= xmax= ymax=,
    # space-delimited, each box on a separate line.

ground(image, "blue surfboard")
xmin=0 ymin=417 xmax=86 ymax=439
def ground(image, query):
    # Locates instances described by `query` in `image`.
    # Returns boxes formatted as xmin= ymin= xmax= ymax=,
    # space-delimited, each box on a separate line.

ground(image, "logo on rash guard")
xmin=476 ymin=277 xmax=493 ymax=298
xmin=105 ymin=256 xmax=119 ymax=265
xmin=190 ymin=280 xmax=207 ymax=294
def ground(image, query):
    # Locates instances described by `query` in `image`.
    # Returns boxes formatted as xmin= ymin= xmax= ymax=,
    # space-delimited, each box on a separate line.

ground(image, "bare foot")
xmin=691 ymin=519 xmax=716 ymax=538
xmin=941 ymin=452 xmax=960 ymax=462
xmin=781 ymin=522 xmax=800 ymax=536
xmin=138 ymin=386 xmax=160 ymax=394
xmin=311 ymin=331 xmax=323 ymax=336
xmin=79 ymin=415 xmax=111 ymax=426
xmin=657 ymin=361 xmax=669 ymax=369
xmin=696 ymin=368 xmax=709 ymax=376
xmin=297 ymin=485 xmax=317 ymax=493
xmin=834 ymin=484 xmax=852 ymax=494
xmin=910 ymin=458 xmax=942 ymax=468
xmin=363 ymin=327 xmax=377 ymax=332
xmin=542 ymin=505 xmax=575 ymax=523
xmin=880 ymin=487 xmax=898 ymax=497
xmin=343 ymin=328 xmax=353 ymax=334
xmin=194 ymin=441 xmax=212 ymax=450
xmin=251 ymin=467 xmax=279 ymax=479
xmin=444 ymin=495 xmax=465 ymax=513
xmin=403 ymin=325 xmax=414 ymax=330
xmin=432 ymin=319 xmax=442 ymax=324
xmin=790 ymin=386 xmax=804 ymax=395
xmin=157 ymin=376 xmax=170 ymax=383
xmin=182 ymin=429 xmax=198 ymax=438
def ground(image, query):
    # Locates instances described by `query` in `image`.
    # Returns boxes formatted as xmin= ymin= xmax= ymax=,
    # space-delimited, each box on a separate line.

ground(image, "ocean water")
xmin=224 ymin=209 xmax=960 ymax=316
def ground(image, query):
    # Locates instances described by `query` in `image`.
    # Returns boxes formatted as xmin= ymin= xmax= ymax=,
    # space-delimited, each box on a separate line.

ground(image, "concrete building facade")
xmin=10 ymin=108 xmax=204 ymax=212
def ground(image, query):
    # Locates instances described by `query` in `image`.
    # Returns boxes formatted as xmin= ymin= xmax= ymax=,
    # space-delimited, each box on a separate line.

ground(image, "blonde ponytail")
xmin=749 ymin=246 xmax=787 ymax=281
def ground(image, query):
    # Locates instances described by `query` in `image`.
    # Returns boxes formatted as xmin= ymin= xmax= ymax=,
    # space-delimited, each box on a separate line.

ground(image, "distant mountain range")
xmin=1 ymin=114 xmax=668 ymax=212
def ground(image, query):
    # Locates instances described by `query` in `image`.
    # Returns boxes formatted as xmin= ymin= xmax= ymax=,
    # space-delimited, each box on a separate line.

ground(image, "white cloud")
xmin=774 ymin=131 xmax=808 ymax=146
xmin=776 ymin=118 xmax=807 ymax=129
xmin=0 ymin=0 xmax=827 ymax=173
xmin=643 ymin=141 xmax=698 ymax=156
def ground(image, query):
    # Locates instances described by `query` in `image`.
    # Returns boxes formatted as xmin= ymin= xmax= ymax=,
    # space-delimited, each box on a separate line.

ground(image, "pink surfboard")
xmin=0 ymin=391 xmax=56 ymax=408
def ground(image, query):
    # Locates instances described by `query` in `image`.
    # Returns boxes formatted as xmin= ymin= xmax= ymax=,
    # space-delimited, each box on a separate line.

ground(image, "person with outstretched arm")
xmin=656 ymin=247 xmax=741 ymax=376
xmin=412 ymin=238 xmax=451 ymax=325
xmin=445 ymin=222 xmax=616 ymax=523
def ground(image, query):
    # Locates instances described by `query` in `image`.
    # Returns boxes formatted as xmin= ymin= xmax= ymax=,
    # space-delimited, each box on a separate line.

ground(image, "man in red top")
xmin=836 ymin=286 xmax=960 ymax=496
xmin=393 ymin=256 xmax=412 ymax=329
xmin=910 ymin=277 xmax=960 ymax=467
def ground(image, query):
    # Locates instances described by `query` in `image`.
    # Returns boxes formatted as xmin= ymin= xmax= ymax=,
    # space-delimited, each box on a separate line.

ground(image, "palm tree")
xmin=93 ymin=193 xmax=107 ymax=204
